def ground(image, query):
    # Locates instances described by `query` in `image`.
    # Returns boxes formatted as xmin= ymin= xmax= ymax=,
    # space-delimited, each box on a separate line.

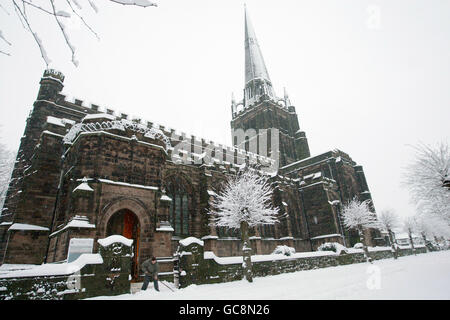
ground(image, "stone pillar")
xmin=156 ymin=190 xmax=172 ymax=229
xmin=201 ymin=208 xmax=218 ymax=254
xmin=153 ymin=191 xmax=173 ymax=258
xmin=279 ymin=202 xmax=294 ymax=248
xmin=202 ymin=235 xmax=218 ymax=253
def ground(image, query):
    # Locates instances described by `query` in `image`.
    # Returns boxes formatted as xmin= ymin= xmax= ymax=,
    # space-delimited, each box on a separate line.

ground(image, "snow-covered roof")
xmin=46 ymin=116 xmax=65 ymax=127
xmin=49 ymin=216 xmax=95 ymax=237
xmin=310 ymin=233 xmax=342 ymax=240
xmin=395 ymin=232 xmax=421 ymax=240
xmin=82 ymin=113 xmax=116 ymax=122
xmin=156 ymin=225 xmax=175 ymax=232
xmin=46 ymin=116 xmax=75 ymax=127
xmin=73 ymin=181 xmax=94 ymax=192
xmin=8 ymin=223 xmax=49 ymax=232
xmin=201 ymin=235 xmax=219 ymax=240
xmin=96 ymin=178 xmax=158 ymax=191
xmin=160 ymin=194 xmax=172 ymax=202
xmin=97 ymin=235 xmax=133 ymax=247
xmin=0 ymin=222 xmax=13 ymax=227
xmin=304 ymin=172 xmax=322 ymax=180
xmin=0 ymin=264 xmax=39 ymax=275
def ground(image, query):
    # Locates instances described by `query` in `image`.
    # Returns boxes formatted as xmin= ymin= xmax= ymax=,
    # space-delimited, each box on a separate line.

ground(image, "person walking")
xmin=141 ymin=256 xmax=160 ymax=291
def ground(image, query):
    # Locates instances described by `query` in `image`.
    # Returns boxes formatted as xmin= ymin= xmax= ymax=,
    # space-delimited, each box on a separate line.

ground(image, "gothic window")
xmin=217 ymin=227 xmax=240 ymax=238
xmin=166 ymin=177 xmax=191 ymax=237
xmin=288 ymin=203 xmax=301 ymax=238
xmin=262 ymin=224 xmax=275 ymax=238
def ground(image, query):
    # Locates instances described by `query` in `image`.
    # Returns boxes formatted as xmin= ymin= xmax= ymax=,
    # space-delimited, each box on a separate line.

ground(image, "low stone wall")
xmin=176 ymin=239 xmax=427 ymax=288
xmin=0 ymin=235 xmax=132 ymax=300
xmin=200 ymin=237 xmax=313 ymax=257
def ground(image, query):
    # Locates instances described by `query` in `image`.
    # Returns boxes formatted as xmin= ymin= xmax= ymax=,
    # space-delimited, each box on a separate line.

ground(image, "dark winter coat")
xmin=141 ymin=259 xmax=159 ymax=278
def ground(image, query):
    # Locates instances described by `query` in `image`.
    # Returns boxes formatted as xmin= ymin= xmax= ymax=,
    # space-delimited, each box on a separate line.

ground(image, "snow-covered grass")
xmin=88 ymin=250 xmax=450 ymax=300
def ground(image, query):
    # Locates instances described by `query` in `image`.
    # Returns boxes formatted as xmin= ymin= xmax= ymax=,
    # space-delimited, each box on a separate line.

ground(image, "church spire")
xmin=245 ymin=5 xmax=271 ymax=84
xmin=244 ymin=5 xmax=276 ymax=108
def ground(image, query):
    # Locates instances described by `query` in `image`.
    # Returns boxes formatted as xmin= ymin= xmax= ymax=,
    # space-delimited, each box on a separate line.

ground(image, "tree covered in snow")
xmin=413 ymin=213 xmax=433 ymax=246
xmin=209 ymin=168 xmax=279 ymax=282
xmin=0 ymin=0 xmax=157 ymax=65
xmin=377 ymin=208 xmax=400 ymax=259
xmin=341 ymin=197 xmax=379 ymax=262
xmin=403 ymin=216 xmax=417 ymax=254
xmin=0 ymin=135 xmax=15 ymax=212
xmin=413 ymin=210 xmax=450 ymax=246
xmin=403 ymin=141 xmax=450 ymax=223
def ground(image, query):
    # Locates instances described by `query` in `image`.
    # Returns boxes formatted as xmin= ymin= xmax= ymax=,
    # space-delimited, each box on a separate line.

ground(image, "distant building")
xmin=394 ymin=232 xmax=424 ymax=246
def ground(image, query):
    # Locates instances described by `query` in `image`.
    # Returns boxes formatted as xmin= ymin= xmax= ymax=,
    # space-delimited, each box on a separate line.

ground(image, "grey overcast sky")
xmin=0 ymin=0 xmax=449 ymax=219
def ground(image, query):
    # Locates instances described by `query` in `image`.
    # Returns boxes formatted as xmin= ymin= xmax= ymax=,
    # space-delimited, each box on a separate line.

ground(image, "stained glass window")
xmin=167 ymin=177 xmax=190 ymax=236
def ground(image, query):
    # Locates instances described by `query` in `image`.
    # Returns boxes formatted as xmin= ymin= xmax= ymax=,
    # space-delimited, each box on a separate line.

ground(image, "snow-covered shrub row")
xmin=272 ymin=245 xmax=295 ymax=256
xmin=353 ymin=243 xmax=363 ymax=249
xmin=317 ymin=242 xmax=348 ymax=255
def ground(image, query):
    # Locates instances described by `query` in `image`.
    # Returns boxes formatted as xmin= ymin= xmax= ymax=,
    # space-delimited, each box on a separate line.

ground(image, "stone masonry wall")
xmin=177 ymin=240 xmax=428 ymax=288
xmin=0 ymin=236 xmax=132 ymax=300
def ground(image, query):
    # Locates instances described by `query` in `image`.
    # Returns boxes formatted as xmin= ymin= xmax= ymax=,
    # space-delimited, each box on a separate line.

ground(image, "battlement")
xmin=232 ymin=95 xmax=289 ymax=119
xmin=39 ymin=77 xmax=278 ymax=171
xmin=43 ymin=69 xmax=65 ymax=82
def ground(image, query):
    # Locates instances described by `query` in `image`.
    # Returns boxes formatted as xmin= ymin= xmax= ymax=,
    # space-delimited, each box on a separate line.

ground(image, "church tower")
xmin=230 ymin=6 xmax=310 ymax=168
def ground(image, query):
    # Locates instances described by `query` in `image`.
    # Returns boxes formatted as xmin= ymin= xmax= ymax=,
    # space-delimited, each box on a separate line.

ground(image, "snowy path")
xmin=89 ymin=250 xmax=450 ymax=300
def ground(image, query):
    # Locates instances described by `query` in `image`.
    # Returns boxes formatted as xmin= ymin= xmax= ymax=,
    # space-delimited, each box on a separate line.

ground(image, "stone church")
xmin=0 ymin=8 xmax=379 ymax=280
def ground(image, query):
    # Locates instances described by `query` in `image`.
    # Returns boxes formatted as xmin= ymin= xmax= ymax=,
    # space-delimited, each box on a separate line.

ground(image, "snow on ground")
xmin=88 ymin=250 xmax=450 ymax=300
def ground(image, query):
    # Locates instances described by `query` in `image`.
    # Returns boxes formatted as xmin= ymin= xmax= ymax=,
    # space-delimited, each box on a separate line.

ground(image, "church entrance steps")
xmin=130 ymin=280 xmax=177 ymax=294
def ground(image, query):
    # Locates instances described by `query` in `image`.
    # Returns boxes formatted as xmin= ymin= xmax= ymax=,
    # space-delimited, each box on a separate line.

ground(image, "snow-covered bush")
xmin=403 ymin=141 xmax=450 ymax=223
xmin=272 ymin=245 xmax=295 ymax=256
xmin=353 ymin=243 xmax=364 ymax=249
xmin=317 ymin=242 xmax=348 ymax=255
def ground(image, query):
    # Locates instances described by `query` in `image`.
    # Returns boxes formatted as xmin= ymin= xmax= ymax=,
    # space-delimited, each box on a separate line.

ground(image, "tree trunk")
xmin=359 ymin=226 xmax=372 ymax=263
xmin=421 ymin=233 xmax=428 ymax=252
xmin=241 ymin=220 xmax=253 ymax=283
xmin=408 ymin=230 xmax=416 ymax=255
xmin=387 ymin=229 xmax=398 ymax=259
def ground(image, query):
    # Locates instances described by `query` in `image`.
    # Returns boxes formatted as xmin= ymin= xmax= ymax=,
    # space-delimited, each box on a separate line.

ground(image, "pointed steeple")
xmin=244 ymin=5 xmax=276 ymax=107
xmin=245 ymin=6 xmax=271 ymax=84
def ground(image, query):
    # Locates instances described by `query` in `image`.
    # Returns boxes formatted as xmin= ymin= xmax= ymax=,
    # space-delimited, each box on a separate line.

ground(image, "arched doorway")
xmin=106 ymin=209 xmax=140 ymax=281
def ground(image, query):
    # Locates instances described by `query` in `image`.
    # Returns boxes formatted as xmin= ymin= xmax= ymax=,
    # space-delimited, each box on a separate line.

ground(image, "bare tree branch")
xmin=1 ymin=0 xmax=158 ymax=66
xmin=12 ymin=0 xmax=51 ymax=65
xmin=65 ymin=0 xmax=99 ymax=40
xmin=109 ymin=0 xmax=157 ymax=7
